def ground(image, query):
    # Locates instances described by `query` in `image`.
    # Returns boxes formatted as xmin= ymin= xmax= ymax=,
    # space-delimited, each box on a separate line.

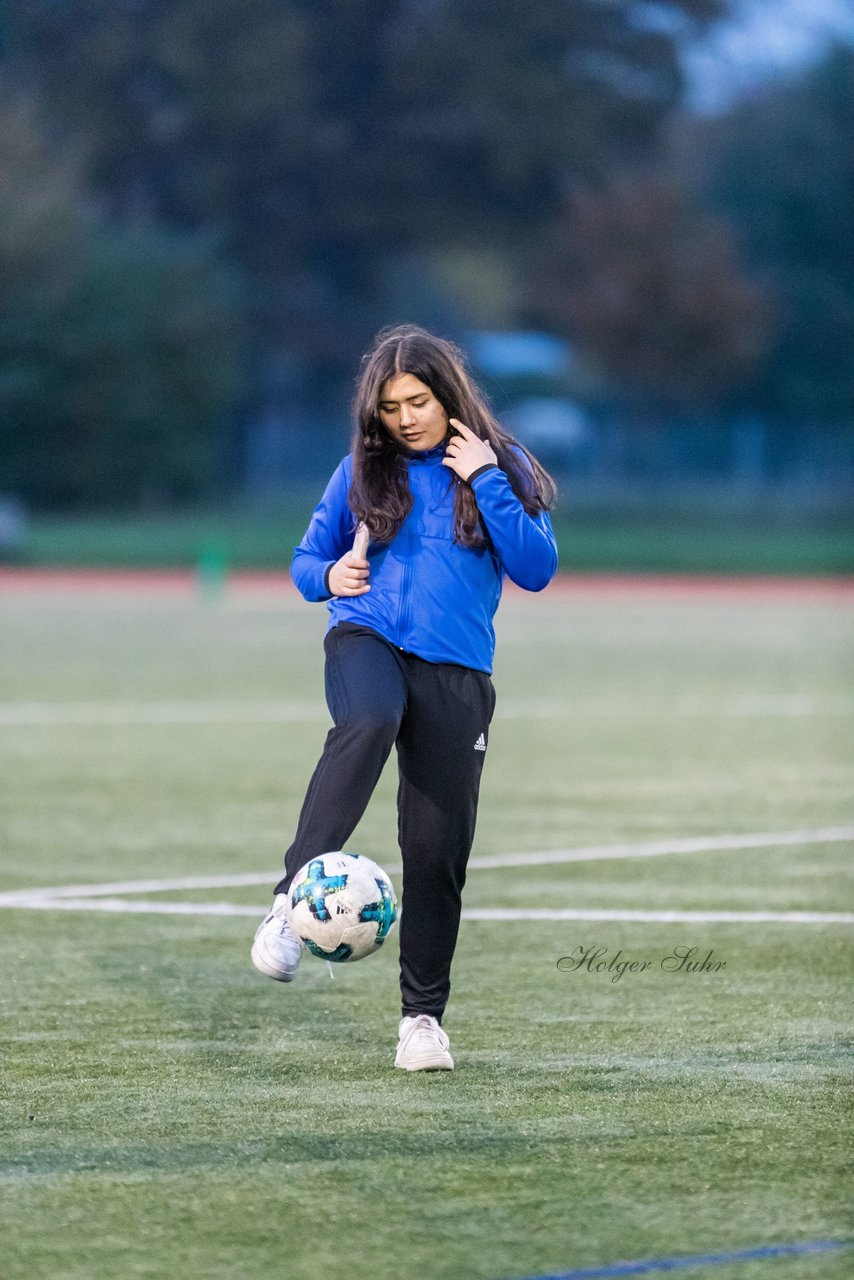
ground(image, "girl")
xmin=251 ymin=324 xmax=558 ymax=1070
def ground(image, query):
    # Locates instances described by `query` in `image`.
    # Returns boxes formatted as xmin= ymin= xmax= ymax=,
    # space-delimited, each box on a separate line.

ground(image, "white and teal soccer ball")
xmin=287 ymin=852 xmax=398 ymax=963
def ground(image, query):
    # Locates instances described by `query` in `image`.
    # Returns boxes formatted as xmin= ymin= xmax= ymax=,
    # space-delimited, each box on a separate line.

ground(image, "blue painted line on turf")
xmin=512 ymin=1238 xmax=852 ymax=1280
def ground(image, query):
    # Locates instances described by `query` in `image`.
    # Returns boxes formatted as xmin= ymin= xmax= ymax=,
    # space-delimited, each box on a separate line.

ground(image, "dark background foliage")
xmin=0 ymin=2 xmax=851 ymax=510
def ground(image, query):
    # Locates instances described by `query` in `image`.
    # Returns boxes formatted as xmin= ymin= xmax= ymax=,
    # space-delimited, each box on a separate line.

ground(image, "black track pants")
xmin=275 ymin=622 xmax=495 ymax=1021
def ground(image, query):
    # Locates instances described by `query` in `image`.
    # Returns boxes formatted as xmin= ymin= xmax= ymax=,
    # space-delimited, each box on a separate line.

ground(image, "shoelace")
xmin=269 ymin=906 xmax=295 ymax=937
xmin=406 ymin=1016 xmax=448 ymax=1048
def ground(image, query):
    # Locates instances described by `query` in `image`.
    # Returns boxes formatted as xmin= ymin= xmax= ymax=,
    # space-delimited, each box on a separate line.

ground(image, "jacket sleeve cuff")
xmin=468 ymin=462 xmax=499 ymax=486
xmin=322 ymin=562 xmax=335 ymax=598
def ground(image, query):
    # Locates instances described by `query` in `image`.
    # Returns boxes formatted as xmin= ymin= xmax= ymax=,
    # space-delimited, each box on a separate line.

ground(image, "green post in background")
xmin=196 ymin=540 xmax=229 ymax=601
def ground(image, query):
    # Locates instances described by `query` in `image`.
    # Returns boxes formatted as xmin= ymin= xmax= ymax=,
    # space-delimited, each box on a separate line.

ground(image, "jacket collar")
xmin=405 ymin=443 xmax=446 ymax=464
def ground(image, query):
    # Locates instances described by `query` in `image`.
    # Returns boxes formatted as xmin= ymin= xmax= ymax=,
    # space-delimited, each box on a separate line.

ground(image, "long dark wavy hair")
xmin=349 ymin=324 xmax=557 ymax=547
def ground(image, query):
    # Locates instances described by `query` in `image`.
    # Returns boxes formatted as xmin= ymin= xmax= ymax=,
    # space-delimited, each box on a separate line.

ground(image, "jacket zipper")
xmin=397 ymin=551 xmax=411 ymax=647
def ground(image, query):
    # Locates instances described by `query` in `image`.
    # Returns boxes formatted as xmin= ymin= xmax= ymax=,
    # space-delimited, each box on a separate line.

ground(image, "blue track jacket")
xmin=291 ymin=445 xmax=558 ymax=673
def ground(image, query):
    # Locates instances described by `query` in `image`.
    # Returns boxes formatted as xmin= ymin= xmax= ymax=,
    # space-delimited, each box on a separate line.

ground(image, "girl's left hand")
xmin=442 ymin=419 xmax=498 ymax=483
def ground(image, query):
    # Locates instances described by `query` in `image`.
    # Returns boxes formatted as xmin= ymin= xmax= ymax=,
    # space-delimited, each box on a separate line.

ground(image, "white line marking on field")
xmin=2 ymin=696 xmax=852 ymax=726
xmin=1 ymin=825 xmax=850 ymax=908
xmin=0 ymin=826 xmax=851 ymax=923
xmin=0 ymin=872 xmax=285 ymax=901
xmin=2 ymin=896 xmax=259 ymax=916
xmin=1 ymin=896 xmax=850 ymax=925
xmin=464 ymin=908 xmax=854 ymax=924
xmin=468 ymin=825 xmax=854 ymax=869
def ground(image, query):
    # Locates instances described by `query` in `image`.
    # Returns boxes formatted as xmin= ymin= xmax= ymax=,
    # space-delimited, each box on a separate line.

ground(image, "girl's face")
xmin=377 ymin=373 xmax=450 ymax=452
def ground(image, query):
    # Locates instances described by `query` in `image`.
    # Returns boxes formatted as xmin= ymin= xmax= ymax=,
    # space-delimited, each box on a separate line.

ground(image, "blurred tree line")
xmin=0 ymin=1 xmax=851 ymax=509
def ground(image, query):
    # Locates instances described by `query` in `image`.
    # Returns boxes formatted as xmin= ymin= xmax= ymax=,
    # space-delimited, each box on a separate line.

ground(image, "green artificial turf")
xmin=1 ymin=585 xmax=852 ymax=1280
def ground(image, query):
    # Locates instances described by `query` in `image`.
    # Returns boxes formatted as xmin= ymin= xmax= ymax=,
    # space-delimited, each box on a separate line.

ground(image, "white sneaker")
xmin=394 ymin=1015 xmax=454 ymax=1071
xmin=250 ymin=893 xmax=301 ymax=981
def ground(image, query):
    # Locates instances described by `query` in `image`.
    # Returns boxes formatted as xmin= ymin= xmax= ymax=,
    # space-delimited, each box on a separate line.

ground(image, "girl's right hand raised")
xmin=328 ymin=550 xmax=371 ymax=596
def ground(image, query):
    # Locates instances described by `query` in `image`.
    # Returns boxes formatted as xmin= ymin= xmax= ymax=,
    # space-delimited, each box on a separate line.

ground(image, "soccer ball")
xmin=287 ymin=852 xmax=398 ymax=963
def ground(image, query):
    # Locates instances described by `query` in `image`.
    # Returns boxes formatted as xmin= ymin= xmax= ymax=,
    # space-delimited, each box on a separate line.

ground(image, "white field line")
xmin=465 ymin=908 xmax=854 ymax=924
xmin=1 ymin=696 xmax=853 ymax=726
xmin=2 ymin=896 xmax=259 ymax=916
xmin=0 ymin=826 xmax=852 ymax=924
xmin=1 ymin=896 xmax=851 ymax=925
xmin=467 ymin=825 xmax=854 ymax=870
xmin=0 ymin=825 xmax=850 ymax=906
xmin=0 ymin=871 xmax=285 ymax=902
